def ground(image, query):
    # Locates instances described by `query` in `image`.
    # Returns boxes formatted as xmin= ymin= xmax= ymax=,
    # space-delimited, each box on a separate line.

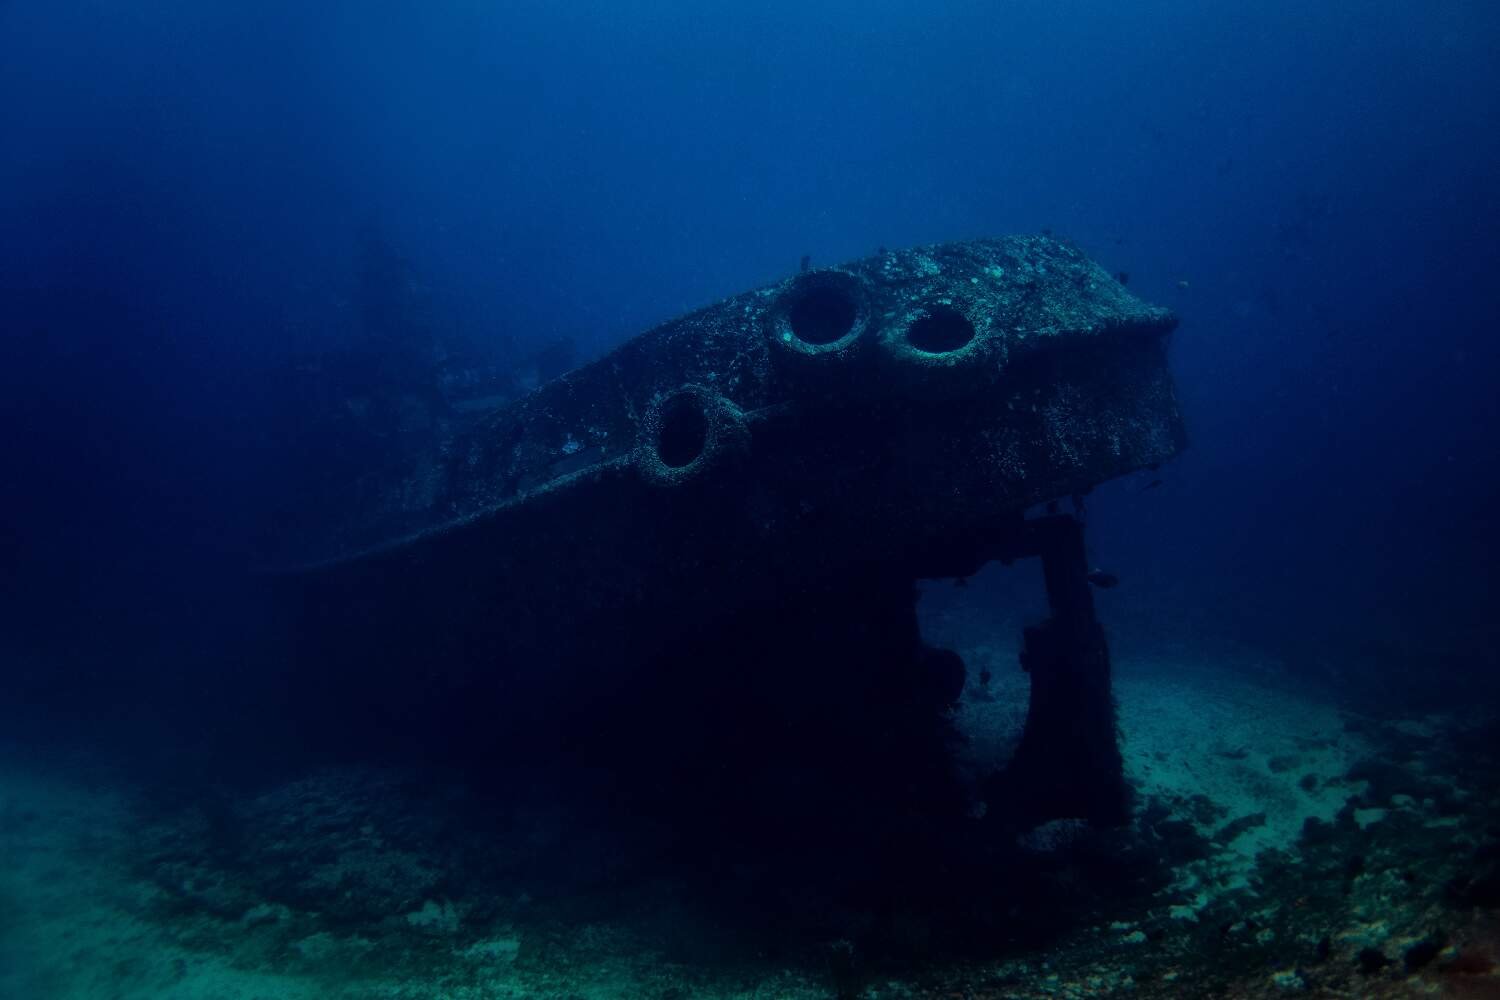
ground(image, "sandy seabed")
xmin=3 ymin=641 xmax=1497 ymax=1000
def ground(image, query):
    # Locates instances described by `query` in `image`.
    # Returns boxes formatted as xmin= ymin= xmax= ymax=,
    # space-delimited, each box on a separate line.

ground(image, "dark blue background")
xmin=3 ymin=1 xmax=1497 ymax=721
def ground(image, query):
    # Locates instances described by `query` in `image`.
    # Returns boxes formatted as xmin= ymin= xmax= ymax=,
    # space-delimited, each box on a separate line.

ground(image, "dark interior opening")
xmin=907 ymin=306 xmax=976 ymax=354
xmin=657 ymin=395 xmax=709 ymax=468
xmin=787 ymin=285 xmax=858 ymax=345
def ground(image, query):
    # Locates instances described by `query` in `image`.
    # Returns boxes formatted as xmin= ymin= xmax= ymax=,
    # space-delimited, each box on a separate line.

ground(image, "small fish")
xmin=1116 ymin=270 xmax=1131 ymax=286
xmin=1136 ymin=478 xmax=1164 ymax=493
xmin=1176 ymin=279 xmax=1191 ymax=290
xmin=799 ymin=254 xmax=812 ymax=273
xmin=1087 ymin=569 xmax=1120 ymax=589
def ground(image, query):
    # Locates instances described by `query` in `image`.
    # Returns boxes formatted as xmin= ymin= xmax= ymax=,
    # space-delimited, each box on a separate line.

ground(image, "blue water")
xmin=2 ymin=2 xmax=1499 ymax=996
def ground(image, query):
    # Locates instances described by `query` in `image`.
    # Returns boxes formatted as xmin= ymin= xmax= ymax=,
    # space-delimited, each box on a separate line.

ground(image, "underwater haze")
xmin=3 ymin=2 xmax=1500 ymax=998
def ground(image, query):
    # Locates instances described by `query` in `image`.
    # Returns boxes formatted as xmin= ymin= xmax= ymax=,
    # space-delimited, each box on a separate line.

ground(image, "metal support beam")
xmin=986 ymin=515 xmax=1129 ymax=829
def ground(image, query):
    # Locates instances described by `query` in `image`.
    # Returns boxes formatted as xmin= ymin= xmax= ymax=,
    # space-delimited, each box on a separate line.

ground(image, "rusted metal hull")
xmin=281 ymin=236 xmax=1184 ymax=697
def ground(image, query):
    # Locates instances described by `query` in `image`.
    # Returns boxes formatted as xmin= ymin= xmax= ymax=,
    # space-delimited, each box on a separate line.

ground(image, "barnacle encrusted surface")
xmin=285 ymin=235 xmax=1184 ymax=677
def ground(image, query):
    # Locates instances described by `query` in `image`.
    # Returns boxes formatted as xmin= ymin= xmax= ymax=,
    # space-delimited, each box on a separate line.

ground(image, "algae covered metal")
xmin=279 ymin=234 xmax=1186 ymax=827
xmin=284 ymin=236 xmax=1182 ymax=758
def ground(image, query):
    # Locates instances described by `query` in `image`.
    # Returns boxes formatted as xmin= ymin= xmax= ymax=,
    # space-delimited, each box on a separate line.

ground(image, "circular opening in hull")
xmin=906 ymin=306 xmax=976 ymax=354
xmin=637 ymin=385 xmax=748 ymax=488
xmin=657 ymin=394 xmax=709 ymax=468
xmin=787 ymin=285 xmax=858 ymax=346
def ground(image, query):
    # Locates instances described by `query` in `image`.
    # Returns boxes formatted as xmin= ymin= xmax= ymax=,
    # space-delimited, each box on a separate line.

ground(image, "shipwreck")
xmin=278 ymin=235 xmax=1185 ymax=837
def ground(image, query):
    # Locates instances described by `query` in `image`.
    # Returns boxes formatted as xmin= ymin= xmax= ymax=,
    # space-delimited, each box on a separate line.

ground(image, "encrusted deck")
xmin=284 ymin=236 xmax=1183 ymax=680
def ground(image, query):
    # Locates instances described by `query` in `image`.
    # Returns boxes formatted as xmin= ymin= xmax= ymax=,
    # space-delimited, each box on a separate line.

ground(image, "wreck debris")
xmin=277 ymin=235 xmax=1186 ymax=831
